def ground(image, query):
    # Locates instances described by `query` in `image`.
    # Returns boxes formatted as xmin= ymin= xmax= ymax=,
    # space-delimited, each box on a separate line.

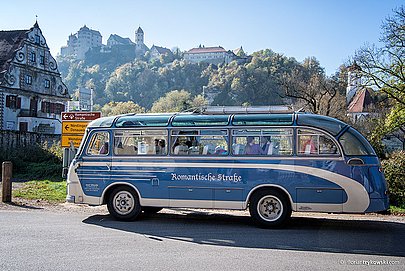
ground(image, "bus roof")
xmin=87 ymin=112 xmax=349 ymax=137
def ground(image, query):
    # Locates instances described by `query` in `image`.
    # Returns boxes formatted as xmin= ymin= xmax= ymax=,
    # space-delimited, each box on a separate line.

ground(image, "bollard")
xmin=2 ymin=161 xmax=13 ymax=203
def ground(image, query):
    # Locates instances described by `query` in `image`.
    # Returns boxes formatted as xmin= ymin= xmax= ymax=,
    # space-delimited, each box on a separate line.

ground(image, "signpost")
xmin=61 ymin=111 xmax=101 ymax=148
xmin=62 ymin=121 xmax=89 ymax=134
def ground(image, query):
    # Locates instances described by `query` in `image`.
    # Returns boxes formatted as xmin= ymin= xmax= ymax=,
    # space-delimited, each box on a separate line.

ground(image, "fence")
xmin=0 ymin=130 xmax=61 ymax=149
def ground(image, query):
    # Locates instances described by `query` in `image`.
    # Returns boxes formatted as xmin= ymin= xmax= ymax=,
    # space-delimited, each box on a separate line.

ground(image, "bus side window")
xmin=232 ymin=129 xmax=293 ymax=156
xmin=114 ymin=130 xmax=167 ymax=156
xmin=319 ymin=135 xmax=339 ymax=155
xmin=171 ymin=129 xmax=228 ymax=156
xmin=87 ymin=132 xmax=109 ymax=156
xmin=297 ymin=129 xmax=339 ymax=156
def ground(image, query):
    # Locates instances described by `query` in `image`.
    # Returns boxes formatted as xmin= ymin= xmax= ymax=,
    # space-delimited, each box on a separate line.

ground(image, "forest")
xmin=57 ymin=47 xmax=348 ymax=118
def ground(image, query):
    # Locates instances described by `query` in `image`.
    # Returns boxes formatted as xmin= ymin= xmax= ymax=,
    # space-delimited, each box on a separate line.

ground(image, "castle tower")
xmin=346 ymin=61 xmax=362 ymax=104
xmin=134 ymin=26 xmax=148 ymax=58
xmin=135 ymin=26 xmax=144 ymax=44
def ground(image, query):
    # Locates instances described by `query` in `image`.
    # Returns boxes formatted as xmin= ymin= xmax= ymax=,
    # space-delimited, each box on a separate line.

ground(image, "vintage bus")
xmin=66 ymin=107 xmax=389 ymax=227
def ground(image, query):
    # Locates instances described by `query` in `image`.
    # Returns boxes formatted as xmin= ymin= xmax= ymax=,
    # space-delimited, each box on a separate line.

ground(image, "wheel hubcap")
xmin=257 ymin=195 xmax=283 ymax=222
xmin=113 ymin=191 xmax=134 ymax=215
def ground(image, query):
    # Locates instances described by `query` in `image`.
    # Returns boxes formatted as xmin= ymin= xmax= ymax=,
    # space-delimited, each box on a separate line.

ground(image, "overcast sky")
xmin=1 ymin=0 xmax=403 ymax=74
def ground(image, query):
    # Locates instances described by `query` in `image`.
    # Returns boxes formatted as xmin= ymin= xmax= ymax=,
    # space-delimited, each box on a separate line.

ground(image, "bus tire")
xmin=249 ymin=189 xmax=291 ymax=228
xmin=107 ymin=186 xmax=141 ymax=221
xmin=142 ymin=207 xmax=163 ymax=215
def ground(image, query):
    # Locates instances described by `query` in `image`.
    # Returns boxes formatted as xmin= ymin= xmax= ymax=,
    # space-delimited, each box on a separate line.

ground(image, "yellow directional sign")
xmin=62 ymin=121 xmax=89 ymax=134
xmin=61 ymin=134 xmax=84 ymax=148
xmin=61 ymin=111 xmax=101 ymax=149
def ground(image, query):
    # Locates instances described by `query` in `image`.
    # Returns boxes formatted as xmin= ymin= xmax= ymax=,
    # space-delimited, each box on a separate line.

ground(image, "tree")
xmin=101 ymin=101 xmax=145 ymax=116
xmin=279 ymin=57 xmax=346 ymax=117
xmin=150 ymin=90 xmax=207 ymax=113
xmin=354 ymin=6 xmax=405 ymax=150
xmin=354 ymin=6 xmax=405 ymax=106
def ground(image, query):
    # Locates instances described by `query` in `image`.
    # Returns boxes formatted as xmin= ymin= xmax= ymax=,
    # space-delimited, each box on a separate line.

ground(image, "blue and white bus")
xmin=66 ymin=107 xmax=389 ymax=227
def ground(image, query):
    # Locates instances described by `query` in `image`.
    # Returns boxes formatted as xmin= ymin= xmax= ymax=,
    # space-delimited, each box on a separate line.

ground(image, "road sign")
xmin=61 ymin=111 xmax=101 ymax=149
xmin=62 ymin=112 xmax=101 ymax=121
xmin=61 ymin=134 xmax=84 ymax=148
xmin=62 ymin=121 xmax=89 ymax=134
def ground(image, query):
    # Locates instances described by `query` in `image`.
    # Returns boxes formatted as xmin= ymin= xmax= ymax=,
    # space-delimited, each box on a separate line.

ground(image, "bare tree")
xmin=354 ymin=6 xmax=405 ymax=106
xmin=278 ymin=58 xmax=345 ymax=117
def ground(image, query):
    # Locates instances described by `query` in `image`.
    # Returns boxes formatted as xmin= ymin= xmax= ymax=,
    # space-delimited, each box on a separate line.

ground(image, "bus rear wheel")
xmin=249 ymin=189 xmax=291 ymax=228
xmin=107 ymin=186 xmax=141 ymax=221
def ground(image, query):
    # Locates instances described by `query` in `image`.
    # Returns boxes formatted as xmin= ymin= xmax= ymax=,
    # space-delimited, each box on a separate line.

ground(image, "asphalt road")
xmin=0 ymin=208 xmax=404 ymax=271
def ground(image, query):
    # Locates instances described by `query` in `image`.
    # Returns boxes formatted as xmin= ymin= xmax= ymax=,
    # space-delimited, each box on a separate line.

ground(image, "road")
xmin=0 ymin=207 xmax=404 ymax=271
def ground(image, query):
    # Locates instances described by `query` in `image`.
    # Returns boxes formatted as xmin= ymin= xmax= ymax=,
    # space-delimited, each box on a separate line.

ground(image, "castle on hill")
xmin=59 ymin=25 xmax=248 ymax=65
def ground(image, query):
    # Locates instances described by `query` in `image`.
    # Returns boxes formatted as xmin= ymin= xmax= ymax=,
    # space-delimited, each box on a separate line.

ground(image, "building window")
xmin=45 ymin=79 xmax=50 ymax=88
xmin=41 ymin=102 xmax=65 ymax=114
xmin=19 ymin=122 xmax=28 ymax=132
xmin=25 ymin=75 xmax=32 ymax=85
xmin=40 ymin=55 xmax=45 ymax=65
xmin=5 ymin=95 xmax=21 ymax=109
xmin=35 ymin=35 xmax=40 ymax=44
xmin=30 ymin=52 xmax=36 ymax=62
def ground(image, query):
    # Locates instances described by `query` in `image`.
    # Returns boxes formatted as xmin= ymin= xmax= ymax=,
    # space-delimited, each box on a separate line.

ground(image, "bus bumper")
xmin=366 ymin=196 xmax=390 ymax=212
xmin=66 ymin=194 xmax=75 ymax=203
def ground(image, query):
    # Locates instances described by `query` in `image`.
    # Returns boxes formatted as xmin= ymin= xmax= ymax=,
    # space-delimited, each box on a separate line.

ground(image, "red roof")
xmin=186 ymin=46 xmax=226 ymax=54
xmin=348 ymin=88 xmax=374 ymax=113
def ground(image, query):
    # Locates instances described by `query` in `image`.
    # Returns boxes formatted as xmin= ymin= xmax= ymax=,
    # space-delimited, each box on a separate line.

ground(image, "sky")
xmin=1 ymin=0 xmax=403 ymax=75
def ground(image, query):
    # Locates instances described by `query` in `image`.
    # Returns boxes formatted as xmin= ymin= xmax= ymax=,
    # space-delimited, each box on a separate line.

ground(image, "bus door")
xmin=296 ymin=128 xmax=344 ymax=212
xmin=112 ymin=129 xmax=169 ymax=203
xmin=339 ymin=127 xmax=387 ymax=209
xmin=76 ymin=130 xmax=111 ymax=199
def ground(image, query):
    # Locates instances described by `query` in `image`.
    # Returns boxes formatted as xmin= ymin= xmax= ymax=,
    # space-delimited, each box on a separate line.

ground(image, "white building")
xmin=0 ymin=22 xmax=69 ymax=134
xmin=107 ymin=34 xmax=134 ymax=47
xmin=150 ymin=45 xmax=173 ymax=60
xmin=184 ymin=45 xmax=237 ymax=65
xmin=60 ymin=25 xmax=102 ymax=59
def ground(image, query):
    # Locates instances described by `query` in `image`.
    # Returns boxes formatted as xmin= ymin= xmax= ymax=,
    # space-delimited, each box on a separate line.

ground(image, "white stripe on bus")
xmin=82 ymin=161 xmax=370 ymax=212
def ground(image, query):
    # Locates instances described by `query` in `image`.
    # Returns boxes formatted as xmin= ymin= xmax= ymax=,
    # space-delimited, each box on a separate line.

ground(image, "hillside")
xmin=56 ymin=48 xmax=347 ymax=114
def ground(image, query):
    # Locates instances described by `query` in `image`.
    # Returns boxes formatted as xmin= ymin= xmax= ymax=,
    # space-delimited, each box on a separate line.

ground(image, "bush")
xmin=0 ymin=141 xmax=62 ymax=181
xmin=382 ymin=151 xmax=405 ymax=207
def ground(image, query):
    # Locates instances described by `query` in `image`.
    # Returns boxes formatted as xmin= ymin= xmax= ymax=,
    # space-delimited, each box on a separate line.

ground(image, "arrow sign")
xmin=62 ymin=121 xmax=89 ymax=134
xmin=61 ymin=112 xmax=101 ymax=121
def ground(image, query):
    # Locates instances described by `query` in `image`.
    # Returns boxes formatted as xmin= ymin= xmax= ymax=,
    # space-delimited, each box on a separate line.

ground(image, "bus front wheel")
xmin=249 ymin=189 xmax=291 ymax=228
xmin=107 ymin=186 xmax=142 ymax=221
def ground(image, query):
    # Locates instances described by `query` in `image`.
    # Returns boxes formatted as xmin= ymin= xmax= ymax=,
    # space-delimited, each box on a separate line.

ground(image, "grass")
xmin=389 ymin=205 xmax=405 ymax=215
xmin=13 ymin=180 xmax=67 ymax=203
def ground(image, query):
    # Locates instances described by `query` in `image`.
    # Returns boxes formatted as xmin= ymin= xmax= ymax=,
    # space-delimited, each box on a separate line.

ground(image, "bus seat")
xmin=189 ymin=146 xmax=200 ymax=155
xmin=174 ymin=144 xmax=189 ymax=155
xmin=266 ymin=142 xmax=274 ymax=155
xmin=233 ymin=144 xmax=245 ymax=155
xmin=203 ymin=144 xmax=215 ymax=155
